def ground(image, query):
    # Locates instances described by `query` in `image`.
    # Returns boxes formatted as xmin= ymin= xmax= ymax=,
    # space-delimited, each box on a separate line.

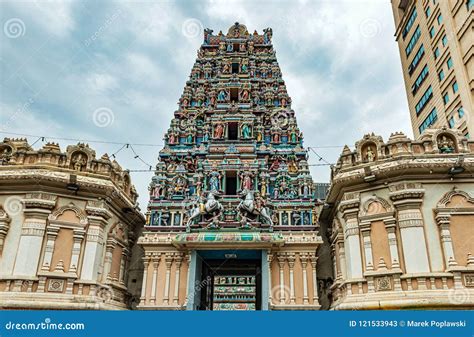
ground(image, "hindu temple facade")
xmin=138 ymin=23 xmax=323 ymax=311
xmin=0 ymin=138 xmax=145 ymax=309
xmin=320 ymin=128 xmax=474 ymax=310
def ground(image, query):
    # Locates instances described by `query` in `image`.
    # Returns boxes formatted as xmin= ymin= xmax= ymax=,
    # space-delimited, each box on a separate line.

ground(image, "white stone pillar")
xmin=103 ymin=242 xmax=114 ymax=281
xmin=287 ymin=253 xmax=296 ymax=304
xmin=151 ymin=254 xmax=160 ymax=305
xmin=69 ymin=229 xmax=85 ymax=274
xmin=267 ymin=251 xmax=273 ymax=305
xmin=277 ymin=253 xmax=286 ymax=304
xmin=173 ymin=253 xmax=183 ymax=305
xmin=163 ymin=253 xmax=173 ymax=305
xmin=140 ymin=256 xmax=150 ymax=305
xmin=300 ymin=253 xmax=309 ymax=304
xmin=40 ymin=227 xmax=59 ymax=271
xmin=385 ymin=220 xmax=401 ymax=268
xmin=309 ymin=253 xmax=318 ymax=303
xmin=344 ymin=216 xmax=363 ymax=278
xmin=338 ymin=242 xmax=347 ymax=279
xmin=436 ymin=214 xmax=456 ymax=267
xmin=360 ymin=226 xmax=374 ymax=271
xmin=80 ymin=226 xmax=105 ymax=280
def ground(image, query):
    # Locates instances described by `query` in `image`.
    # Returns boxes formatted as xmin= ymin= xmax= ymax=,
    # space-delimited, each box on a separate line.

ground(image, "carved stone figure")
xmin=240 ymin=171 xmax=253 ymax=191
xmin=366 ymin=146 xmax=375 ymax=162
xmin=72 ymin=153 xmax=86 ymax=171
xmin=203 ymin=28 xmax=213 ymax=45
xmin=218 ymin=90 xmax=227 ymax=101
xmin=241 ymin=123 xmax=251 ymax=139
xmin=208 ymin=170 xmax=221 ymax=192
xmin=438 ymin=136 xmax=455 ymax=153
xmin=214 ymin=123 xmax=225 ymax=139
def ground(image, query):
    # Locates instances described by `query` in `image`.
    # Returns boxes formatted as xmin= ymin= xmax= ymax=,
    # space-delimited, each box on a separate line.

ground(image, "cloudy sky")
xmin=0 ymin=0 xmax=411 ymax=208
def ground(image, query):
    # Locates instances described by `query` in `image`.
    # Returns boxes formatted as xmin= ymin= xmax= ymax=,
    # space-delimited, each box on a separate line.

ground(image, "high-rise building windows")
xmin=406 ymin=26 xmax=421 ymax=56
xmin=418 ymin=107 xmax=438 ymax=134
xmin=425 ymin=7 xmax=431 ymax=17
xmin=416 ymin=86 xmax=433 ymax=115
xmin=408 ymin=45 xmax=425 ymax=75
xmin=412 ymin=65 xmax=429 ymax=95
xmin=402 ymin=8 xmax=418 ymax=39
xmin=447 ymin=57 xmax=453 ymax=69
xmin=443 ymin=92 xmax=450 ymax=104
xmin=437 ymin=14 xmax=443 ymax=24
xmin=438 ymin=69 xmax=445 ymax=80
xmin=434 ymin=47 xmax=440 ymax=58
xmin=430 ymin=27 xmax=436 ymax=38
xmin=453 ymin=81 xmax=459 ymax=93
xmin=442 ymin=35 xmax=448 ymax=46
xmin=458 ymin=107 xmax=465 ymax=118
xmin=449 ymin=117 xmax=455 ymax=128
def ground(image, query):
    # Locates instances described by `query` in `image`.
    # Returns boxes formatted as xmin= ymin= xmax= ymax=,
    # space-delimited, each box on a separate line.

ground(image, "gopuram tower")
xmin=138 ymin=23 xmax=322 ymax=311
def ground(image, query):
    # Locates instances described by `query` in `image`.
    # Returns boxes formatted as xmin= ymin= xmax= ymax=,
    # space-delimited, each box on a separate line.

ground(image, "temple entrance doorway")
xmin=196 ymin=250 xmax=261 ymax=311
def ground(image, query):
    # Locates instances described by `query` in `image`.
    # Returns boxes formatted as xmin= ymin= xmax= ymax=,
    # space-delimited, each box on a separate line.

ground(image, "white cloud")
xmin=6 ymin=1 xmax=75 ymax=37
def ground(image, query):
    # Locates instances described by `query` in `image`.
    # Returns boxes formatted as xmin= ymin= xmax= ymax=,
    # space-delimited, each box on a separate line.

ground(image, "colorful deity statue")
xmin=208 ymin=170 xmax=221 ymax=192
xmin=218 ymin=90 xmax=227 ymax=101
xmin=289 ymin=126 xmax=298 ymax=143
xmin=240 ymin=89 xmax=250 ymax=101
xmin=202 ymin=123 xmax=211 ymax=142
xmin=214 ymin=123 xmax=225 ymax=139
xmin=255 ymin=124 xmax=264 ymax=142
xmin=203 ymin=28 xmax=213 ymax=45
xmin=302 ymin=182 xmax=310 ymax=199
xmin=240 ymin=171 xmax=254 ymax=191
xmin=241 ymin=59 xmax=248 ymax=73
xmin=222 ymin=62 xmax=230 ymax=74
xmin=366 ymin=146 xmax=375 ymax=161
xmin=241 ymin=123 xmax=251 ymax=139
xmin=438 ymin=136 xmax=455 ymax=153
xmin=270 ymin=156 xmax=281 ymax=171
xmin=288 ymin=157 xmax=298 ymax=174
xmin=271 ymin=125 xmax=282 ymax=143
xmin=248 ymin=40 xmax=254 ymax=53
xmin=260 ymin=177 xmax=267 ymax=196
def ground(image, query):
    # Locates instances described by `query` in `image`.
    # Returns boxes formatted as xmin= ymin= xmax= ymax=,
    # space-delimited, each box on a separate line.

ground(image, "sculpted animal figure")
xmin=186 ymin=192 xmax=224 ymax=230
xmin=237 ymin=191 xmax=273 ymax=226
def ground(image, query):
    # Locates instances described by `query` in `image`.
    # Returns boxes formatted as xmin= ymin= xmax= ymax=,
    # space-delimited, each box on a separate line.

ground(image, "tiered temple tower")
xmin=138 ymin=23 xmax=322 ymax=311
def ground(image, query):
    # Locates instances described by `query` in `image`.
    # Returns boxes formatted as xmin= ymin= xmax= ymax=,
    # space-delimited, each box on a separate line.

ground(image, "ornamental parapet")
xmin=328 ymin=128 xmax=474 ymax=189
xmin=0 ymin=138 xmax=138 ymax=205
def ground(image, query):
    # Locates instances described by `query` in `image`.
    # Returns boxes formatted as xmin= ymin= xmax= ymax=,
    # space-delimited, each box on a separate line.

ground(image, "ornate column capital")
xmin=22 ymin=193 xmax=57 ymax=210
xmin=286 ymin=253 xmax=295 ymax=268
